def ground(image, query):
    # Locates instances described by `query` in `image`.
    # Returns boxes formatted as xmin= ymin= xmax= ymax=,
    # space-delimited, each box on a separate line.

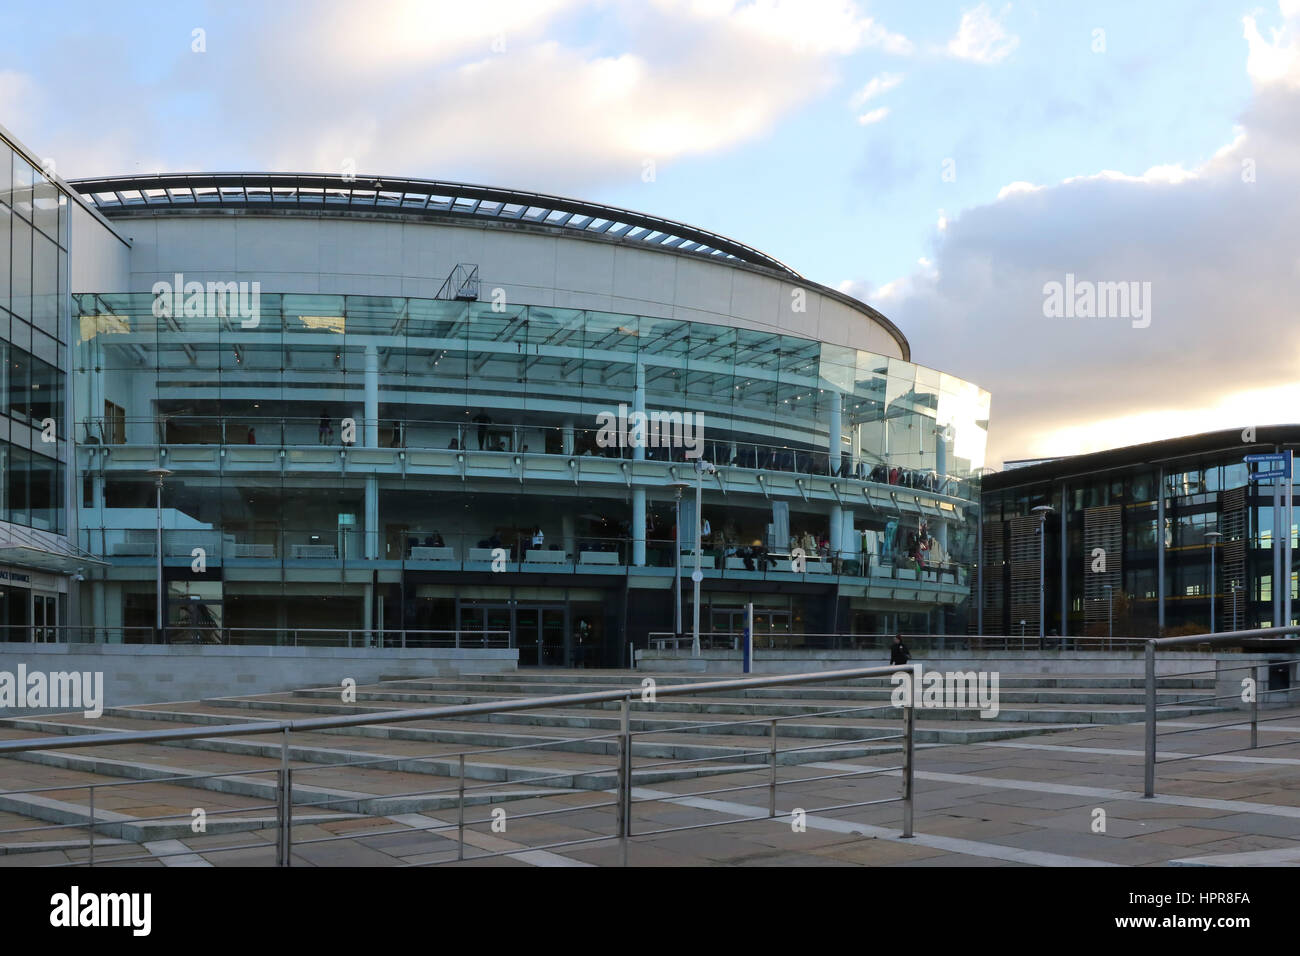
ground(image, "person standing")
xmin=889 ymin=632 xmax=910 ymax=666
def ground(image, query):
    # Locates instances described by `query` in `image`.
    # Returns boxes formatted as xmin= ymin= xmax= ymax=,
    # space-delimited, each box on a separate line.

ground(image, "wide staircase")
xmin=0 ymin=668 xmax=1225 ymax=866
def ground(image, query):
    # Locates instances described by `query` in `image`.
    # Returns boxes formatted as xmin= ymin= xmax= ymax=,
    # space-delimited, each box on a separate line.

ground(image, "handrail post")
xmin=457 ymin=753 xmax=466 ymax=861
xmin=277 ymin=727 xmax=292 ymax=866
xmin=901 ymin=698 xmax=915 ymax=838
xmin=1144 ymin=640 xmax=1156 ymax=798
xmin=768 ymin=718 xmax=778 ymax=817
xmin=88 ymin=785 xmax=95 ymax=867
xmin=1251 ymin=664 xmax=1259 ymax=750
xmin=617 ymin=695 xmax=631 ymax=866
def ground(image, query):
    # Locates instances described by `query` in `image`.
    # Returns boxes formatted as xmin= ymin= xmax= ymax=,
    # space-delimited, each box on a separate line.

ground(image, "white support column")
xmin=562 ymin=512 xmax=576 ymax=560
xmin=632 ymin=363 xmax=647 ymax=566
xmin=364 ymin=476 xmax=379 ymax=560
xmin=364 ymin=345 xmax=379 ymax=448
xmin=840 ymin=509 xmax=858 ymax=565
xmin=829 ymin=390 xmax=842 ymax=476
xmin=562 ymin=419 xmax=575 ymax=456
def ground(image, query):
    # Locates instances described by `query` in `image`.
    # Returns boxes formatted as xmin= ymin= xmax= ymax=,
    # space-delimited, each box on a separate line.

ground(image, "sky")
xmin=1 ymin=0 xmax=1297 ymax=469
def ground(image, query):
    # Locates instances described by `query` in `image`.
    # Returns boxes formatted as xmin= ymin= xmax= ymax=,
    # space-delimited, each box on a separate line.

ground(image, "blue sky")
xmin=2 ymin=0 xmax=1298 ymax=465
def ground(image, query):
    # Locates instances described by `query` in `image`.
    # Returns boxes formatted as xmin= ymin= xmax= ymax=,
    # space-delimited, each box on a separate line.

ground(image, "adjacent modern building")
xmin=980 ymin=427 xmax=1299 ymax=639
xmin=2 ymin=127 xmax=994 ymax=664
xmin=0 ymin=123 xmax=121 ymax=641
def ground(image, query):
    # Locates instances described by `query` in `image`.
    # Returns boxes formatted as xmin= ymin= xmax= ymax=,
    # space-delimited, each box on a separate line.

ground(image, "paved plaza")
xmin=0 ymin=670 xmax=1297 ymax=867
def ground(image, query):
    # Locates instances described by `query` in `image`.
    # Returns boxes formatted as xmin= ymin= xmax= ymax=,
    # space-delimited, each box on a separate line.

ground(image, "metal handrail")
xmin=1143 ymin=625 xmax=1300 ymax=797
xmin=0 ymin=663 xmax=918 ymax=867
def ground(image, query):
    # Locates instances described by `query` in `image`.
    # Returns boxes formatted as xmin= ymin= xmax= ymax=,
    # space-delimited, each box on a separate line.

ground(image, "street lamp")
xmin=668 ymin=480 xmax=691 ymax=651
xmin=146 ymin=467 xmax=173 ymax=641
xmin=1204 ymin=530 xmax=1222 ymax=633
xmin=1031 ymin=505 xmax=1054 ymax=648
xmin=691 ymin=459 xmax=717 ymax=656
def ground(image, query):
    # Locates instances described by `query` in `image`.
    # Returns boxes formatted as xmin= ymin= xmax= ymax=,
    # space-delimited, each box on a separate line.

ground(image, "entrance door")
xmin=539 ymin=608 xmax=566 ymax=666
xmin=754 ymin=609 xmax=792 ymax=648
xmin=515 ymin=606 xmax=568 ymax=667
xmin=32 ymin=592 xmax=57 ymax=643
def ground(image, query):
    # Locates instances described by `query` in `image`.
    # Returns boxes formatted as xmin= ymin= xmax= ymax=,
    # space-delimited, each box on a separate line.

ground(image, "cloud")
xmin=851 ymin=72 xmax=904 ymax=107
xmin=20 ymin=0 xmax=911 ymax=190
xmin=863 ymin=2 xmax=1300 ymax=467
xmin=947 ymin=3 xmax=1019 ymax=65
xmin=857 ymin=106 xmax=891 ymax=125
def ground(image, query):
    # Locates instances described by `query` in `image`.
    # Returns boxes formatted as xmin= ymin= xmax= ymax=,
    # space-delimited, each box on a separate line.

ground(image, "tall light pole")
xmin=1205 ymin=530 xmax=1222 ymax=633
xmin=1031 ymin=505 xmax=1054 ymax=647
xmin=147 ymin=468 xmax=173 ymax=641
xmin=691 ymin=459 xmax=716 ymax=657
xmin=669 ymin=481 xmax=690 ymax=650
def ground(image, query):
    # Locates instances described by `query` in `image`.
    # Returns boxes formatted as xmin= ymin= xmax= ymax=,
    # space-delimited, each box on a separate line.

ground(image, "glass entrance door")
xmin=515 ymin=606 xmax=568 ymax=666
xmin=32 ymin=592 xmax=57 ymax=643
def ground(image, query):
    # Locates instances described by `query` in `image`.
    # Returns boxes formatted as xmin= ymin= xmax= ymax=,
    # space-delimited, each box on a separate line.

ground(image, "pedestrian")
xmin=889 ymin=632 xmax=910 ymax=666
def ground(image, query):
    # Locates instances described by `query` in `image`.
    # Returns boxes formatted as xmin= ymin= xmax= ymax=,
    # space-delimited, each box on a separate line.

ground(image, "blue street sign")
xmin=1244 ymin=452 xmax=1292 ymax=479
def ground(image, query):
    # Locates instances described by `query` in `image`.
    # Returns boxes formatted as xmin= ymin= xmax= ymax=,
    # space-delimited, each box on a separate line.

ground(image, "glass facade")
xmin=982 ymin=444 xmax=1299 ymax=637
xmin=73 ymin=292 xmax=989 ymax=657
xmin=0 ymin=136 xmax=68 ymax=535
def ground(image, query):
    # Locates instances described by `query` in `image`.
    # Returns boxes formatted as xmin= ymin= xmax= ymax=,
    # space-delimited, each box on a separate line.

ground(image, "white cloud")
xmin=1244 ymin=8 xmax=1300 ymax=87
xmin=859 ymin=1 xmax=1300 ymax=467
xmin=654 ymin=0 xmax=912 ymax=56
xmin=21 ymin=0 xmax=909 ymax=188
xmin=947 ymin=3 xmax=1019 ymax=64
xmin=851 ymin=72 xmax=904 ymax=107
xmin=995 ymin=180 xmax=1044 ymax=199
xmin=857 ymin=106 xmax=890 ymax=125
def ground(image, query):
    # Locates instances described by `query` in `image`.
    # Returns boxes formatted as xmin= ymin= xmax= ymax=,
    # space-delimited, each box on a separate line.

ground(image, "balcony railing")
xmin=76 ymin=414 xmax=978 ymax=500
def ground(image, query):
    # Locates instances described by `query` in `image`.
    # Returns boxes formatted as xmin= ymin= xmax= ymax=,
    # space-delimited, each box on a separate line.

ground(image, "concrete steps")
xmin=0 ymin=664 xmax=1239 ymax=866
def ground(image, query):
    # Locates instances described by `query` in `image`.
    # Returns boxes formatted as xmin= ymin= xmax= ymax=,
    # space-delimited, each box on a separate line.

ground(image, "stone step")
xmin=378 ymin=677 xmax=1207 ymax=705
xmin=282 ymin=686 xmax=1225 ymax=724
xmin=449 ymin=670 xmax=1217 ymax=689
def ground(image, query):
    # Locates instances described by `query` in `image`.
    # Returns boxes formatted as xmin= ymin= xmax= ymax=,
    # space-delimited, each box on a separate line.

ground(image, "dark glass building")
xmin=979 ymin=427 xmax=1299 ymax=638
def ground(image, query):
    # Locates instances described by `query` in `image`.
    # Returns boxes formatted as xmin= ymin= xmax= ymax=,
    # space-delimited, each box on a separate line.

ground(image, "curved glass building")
xmin=62 ymin=173 xmax=990 ymax=663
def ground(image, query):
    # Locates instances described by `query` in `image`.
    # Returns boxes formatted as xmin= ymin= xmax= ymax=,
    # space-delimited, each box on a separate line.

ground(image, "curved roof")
xmin=70 ymin=172 xmax=802 ymax=274
xmin=68 ymin=172 xmax=911 ymax=359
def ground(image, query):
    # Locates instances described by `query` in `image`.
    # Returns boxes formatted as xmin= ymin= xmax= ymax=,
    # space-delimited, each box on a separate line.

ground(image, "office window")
xmin=7 ymin=347 xmax=29 ymax=419
xmin=11 ymin=215 xmax=30 ymax=321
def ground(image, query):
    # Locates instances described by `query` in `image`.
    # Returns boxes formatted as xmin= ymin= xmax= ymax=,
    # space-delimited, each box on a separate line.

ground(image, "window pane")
xmin=11 ymin=214 xmax=30 ymax=320
xmin=7 ymin=346 xmax=29 ymax=419
xmin=0 ymin=202 xmax=9 ymax=314
xmin=32 ymin=233 xmax=58 ymax=336
xmin=11 ymin=154 xmax=32 ymax=220
xmin=0 ymin=143 xmax=11 ymax=207
xmin=6 ymin=444 xmax=29 ymax=526
xmin=33 ymin=174 xmax=58 ymax=240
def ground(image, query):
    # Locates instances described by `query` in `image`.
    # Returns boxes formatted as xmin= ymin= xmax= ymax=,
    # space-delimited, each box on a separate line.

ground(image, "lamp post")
xmin=669 ymin=481 xmax=691 ymax=651
xmin=1204 ymin=530 xmax=1222 ymax=633
xmin=1031 ymin=505 xmax=1054 ymax=648
xmin=146 ymin=468 xmax=173 ymax=641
